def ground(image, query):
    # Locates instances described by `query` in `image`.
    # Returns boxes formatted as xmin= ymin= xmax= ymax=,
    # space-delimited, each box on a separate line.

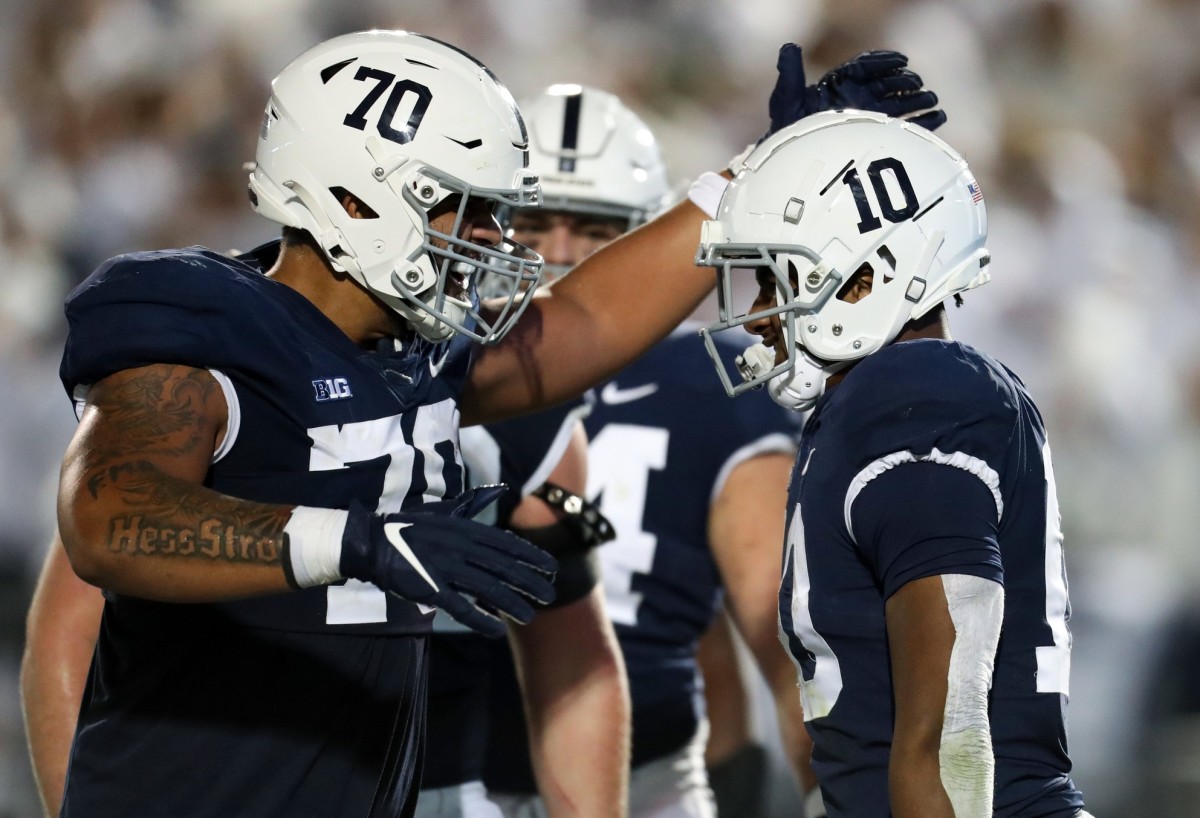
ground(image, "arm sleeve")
xmin=848 ymin=460 xmax=1003 ymax=600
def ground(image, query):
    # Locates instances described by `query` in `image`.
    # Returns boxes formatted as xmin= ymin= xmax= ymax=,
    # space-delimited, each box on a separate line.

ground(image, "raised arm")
xmin=463 ymin=45 xmax=946 ymax=426
xmin=709 ymin=451 xmax=818 ymax=797
xmin=21 ymin=535 xmax=104 ymax=817
xmin=462 ymin=197 xmax=716 ymax=425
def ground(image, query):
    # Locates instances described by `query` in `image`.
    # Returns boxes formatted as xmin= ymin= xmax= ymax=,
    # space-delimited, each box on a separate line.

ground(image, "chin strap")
xmin=736 ymin=343 xmax=848 ymax=412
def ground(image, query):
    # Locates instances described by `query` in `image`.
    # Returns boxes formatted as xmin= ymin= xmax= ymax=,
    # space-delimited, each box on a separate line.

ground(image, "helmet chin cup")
xmin=766 ymin=354 xmax=827 ymax=412
xmin=737 ymin=342 xmax=844 ymax=412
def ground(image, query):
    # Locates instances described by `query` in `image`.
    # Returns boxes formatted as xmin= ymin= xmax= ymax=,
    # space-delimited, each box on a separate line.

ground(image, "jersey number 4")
xmin=588 ymin=424 xmax=669 ymax=626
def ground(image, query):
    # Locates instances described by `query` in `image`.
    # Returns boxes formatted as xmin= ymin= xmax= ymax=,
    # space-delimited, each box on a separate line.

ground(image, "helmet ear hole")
xmin=836 ymin=263 xmax=876 ymax=303
xmin=329 ymin=187 xmax=379 ymax=219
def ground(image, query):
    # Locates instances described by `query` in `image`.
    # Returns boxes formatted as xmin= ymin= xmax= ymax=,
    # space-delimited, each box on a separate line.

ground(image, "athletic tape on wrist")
xmin=940 ymin=573 xmax=1004 ymax=818
xmin=687 ymin=171 xmax=730 ymax=220
xmin=283 ymin=507 xmax=349 ymax=588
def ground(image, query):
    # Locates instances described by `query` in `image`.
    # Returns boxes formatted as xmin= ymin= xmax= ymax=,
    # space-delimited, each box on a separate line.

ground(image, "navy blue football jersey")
xmin=589 ymin=327 xmax=798 ymax=762
xmin=422 ymin=399 xmax=588 ymax=791
xmin=780 ymin=339 xmax=1084 ymax=817
xmin=58 ymin=241 xmax=480 ymax=817
xmin=61 ymin=241 xmax=472 ymax=636
xmin=483 ymin=325 xmax=800 ymax=796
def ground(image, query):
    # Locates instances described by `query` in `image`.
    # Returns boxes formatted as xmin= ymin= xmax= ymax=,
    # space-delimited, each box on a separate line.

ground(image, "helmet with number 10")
xmin=699 ymin=110 xmax=990 ymax=408
xmin=249 ymin=30 xmax=544 ymax=344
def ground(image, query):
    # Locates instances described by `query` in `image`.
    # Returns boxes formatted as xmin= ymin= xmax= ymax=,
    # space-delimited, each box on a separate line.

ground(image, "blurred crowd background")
xmin=2 ymin=0 xmax=1200 ymax=815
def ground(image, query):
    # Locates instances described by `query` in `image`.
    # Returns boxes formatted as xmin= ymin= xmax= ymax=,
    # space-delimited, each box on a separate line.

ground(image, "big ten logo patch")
xmin=313 ymin=377 xmax=353 ymax=402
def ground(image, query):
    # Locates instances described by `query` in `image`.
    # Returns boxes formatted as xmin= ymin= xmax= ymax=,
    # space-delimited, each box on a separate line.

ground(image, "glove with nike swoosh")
xmin=285 ymin=485 xmax=557 ymax=637
xmin=728 ymin=45 xmax=945 ymax=174
xmin=769 ymin=46 xmax=945 ymax=137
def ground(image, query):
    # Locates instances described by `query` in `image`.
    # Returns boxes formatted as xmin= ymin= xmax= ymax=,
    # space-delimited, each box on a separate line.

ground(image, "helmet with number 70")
xmin=248 ymin=30 xmax=544 ymax=344
xmin=698 ymin=110 xmax=990 ymax=410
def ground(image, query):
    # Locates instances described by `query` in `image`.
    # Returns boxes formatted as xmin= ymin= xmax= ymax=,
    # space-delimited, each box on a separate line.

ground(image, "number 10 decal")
xmin=841 ymin=158 xmax=919 ymax=234
xmin=343 ymin=66 xmax=432 ymax=145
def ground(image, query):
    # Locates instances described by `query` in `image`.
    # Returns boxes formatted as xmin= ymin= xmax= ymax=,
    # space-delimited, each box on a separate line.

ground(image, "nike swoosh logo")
xmin=383 ymin=522 xmax=440 ymax=592
xmin=600 ymin=381 xmax=659 ymax=405
xmin=446 ymin=136 xmax=483 ymax=149
xmin=428 ymin=348 xmax=450 ymax=379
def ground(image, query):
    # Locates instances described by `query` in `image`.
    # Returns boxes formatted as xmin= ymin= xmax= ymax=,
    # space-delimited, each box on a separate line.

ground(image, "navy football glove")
xmin=339 ymin=485 xmax=557 ymax=637
xmin=766 ymin=44 xmax=946 ymax=140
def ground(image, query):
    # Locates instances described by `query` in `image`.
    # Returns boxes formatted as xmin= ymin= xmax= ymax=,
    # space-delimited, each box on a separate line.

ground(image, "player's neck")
xmin=267 ymin=243 xmax=400 ymax=348
xmin=895 ymin=306 xmax=951 ymax=345
xmin=825 ymin=307 xmax=951 ymax=391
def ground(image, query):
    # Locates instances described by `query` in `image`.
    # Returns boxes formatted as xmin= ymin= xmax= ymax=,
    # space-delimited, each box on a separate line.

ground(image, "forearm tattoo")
xmin=80 ymin=366 xmax=290 ymax=566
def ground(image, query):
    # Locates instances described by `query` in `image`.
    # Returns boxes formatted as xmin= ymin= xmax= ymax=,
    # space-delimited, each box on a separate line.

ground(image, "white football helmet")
xmin=698 ymin=110 xmax=990 ymax=410
xmin=498 ymin=84 xmax=672 ymax=282
xmin=522 ymin=84 xmax=671 ymax=224
xmin=249 ymin=30 xmax=544 ymax=344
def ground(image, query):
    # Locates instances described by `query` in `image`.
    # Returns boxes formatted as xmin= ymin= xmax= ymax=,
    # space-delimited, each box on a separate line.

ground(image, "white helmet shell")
xmin=249 ymin=30 xmax=544 ymax=344
xmin=699 ymin=110 xmax=990 ymax=399
xmin=521 ymin=84 xmax=671 ymax=227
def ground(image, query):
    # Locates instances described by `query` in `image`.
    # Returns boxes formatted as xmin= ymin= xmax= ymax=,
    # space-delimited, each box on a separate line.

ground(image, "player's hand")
xmin=339 ymin=485 xmax=557 ymax=637
xmin=766 ymin=45 xmax=946 ymax=140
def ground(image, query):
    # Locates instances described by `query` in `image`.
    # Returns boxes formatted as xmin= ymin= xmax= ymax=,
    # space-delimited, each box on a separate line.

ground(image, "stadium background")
xmin=1 ymin=0 xmax=1199 ymax=815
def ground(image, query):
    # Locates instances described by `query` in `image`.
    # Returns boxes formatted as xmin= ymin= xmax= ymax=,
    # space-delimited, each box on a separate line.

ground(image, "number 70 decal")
xmin=342 ymin=66 xmax=432 ymax=146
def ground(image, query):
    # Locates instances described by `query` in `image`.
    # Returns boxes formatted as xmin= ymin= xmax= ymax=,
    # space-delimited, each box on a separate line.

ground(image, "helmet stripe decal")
xmin=820 ymin=160 xmax=855 ymax=195
xmin=558 ymin=91 xmax=583 ymax=173
xmin=913 ymin=196 xmax=944 ymax=221
xmin=320 ymin=58 xmax=357 ymax=84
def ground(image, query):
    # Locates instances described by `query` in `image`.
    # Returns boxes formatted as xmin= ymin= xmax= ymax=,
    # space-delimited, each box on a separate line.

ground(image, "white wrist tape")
xmin=939 ymin=573 xmax=1004 ymax=818
xmin=687 ymin=171 xmax=730 ymax=219
xmin=284 ymin=506 xmax=349 ymax=588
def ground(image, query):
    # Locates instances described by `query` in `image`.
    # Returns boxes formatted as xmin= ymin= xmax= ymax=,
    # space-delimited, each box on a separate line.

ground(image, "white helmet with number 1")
xmin=698 ymin=110 xmax=990 ymax=409
xmin=249 ymin=30 xmax=544 ymax=344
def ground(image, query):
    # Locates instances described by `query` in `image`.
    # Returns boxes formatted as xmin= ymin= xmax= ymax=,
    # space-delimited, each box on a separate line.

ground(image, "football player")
xmin=31 ymin=30 xmax=925 ymax=818
xmin=481 ymin=70 xmax=945 ymax=818
xmin=418 ymin=403 xmax=630 ymax=818
xmin=698 ymin=111 xmax=1093 ymax=817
